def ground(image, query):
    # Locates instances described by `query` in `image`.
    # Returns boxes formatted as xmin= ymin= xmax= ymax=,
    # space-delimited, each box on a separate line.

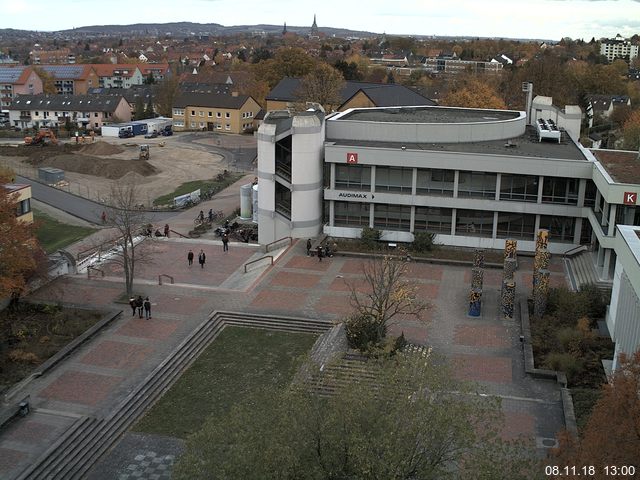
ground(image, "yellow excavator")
xmin=24 ymin=128 xmax=58 ymax=146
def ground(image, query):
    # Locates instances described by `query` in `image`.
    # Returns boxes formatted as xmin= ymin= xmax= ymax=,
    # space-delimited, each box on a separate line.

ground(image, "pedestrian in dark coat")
xmin=306 ymin=239 xmax=312 ymax=256
xmin=317 ymin=245 xmax=323 ymax=262
xmin=187 ymin=250 xmax=194 ymax=266
xmin=198 ymin=250 xmax=206 ymax=268
xmin=136 ymin=295 xmax=144 ymax=318
xmin=129 ymin=297 xmax=137 ymax=316
xmin=143 ymin=297 xmax=152 ymax=319
xmin=222 ymin=233 xmax=229 ymax=252
xmin=164 ymin=224 xmax=170 ymax=237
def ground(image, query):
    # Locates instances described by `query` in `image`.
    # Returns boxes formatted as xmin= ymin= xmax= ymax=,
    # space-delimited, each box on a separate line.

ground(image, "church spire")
xmin=310 ymin=14 xmax=318 ymax=37
xmin=282 ymin=22 xmax=287 ymax=35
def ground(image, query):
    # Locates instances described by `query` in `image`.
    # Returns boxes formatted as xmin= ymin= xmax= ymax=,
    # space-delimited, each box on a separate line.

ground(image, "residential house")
xmin=88 ymin=85 xmax=155 ymax=117
xmin=421 ymin=54 xmax=503 ymax=74
xmin=265 ymin=78 xmax=436 ymax=112
xmin=600 ymin=34 xmax=639 ymax=63
xmin=138 ymin=63 xmax=171 ymax=83
xmin=8 ymin=94 xmax=131 ymax=130
xmin=30 ymin=48 xmax=76 ymax=64
xmin=37 ymin=65 xmax=99 ymax=94
xmin=586 ymin=94 xmax=632 ymax=128
xmin=0 ymin=66 xmax=44 ymax=113
xmin=93 ymin=64 xmax=144 ymax=89
xmin=172 ymin=92 xmax=260 ymax=133
xmin=3 ymin=184 xmax=33 ymax=224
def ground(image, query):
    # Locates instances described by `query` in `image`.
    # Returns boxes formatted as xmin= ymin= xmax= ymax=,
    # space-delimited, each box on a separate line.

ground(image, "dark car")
xmin=119 ymin=130 xmax=134 ymax=138
xmin=160 ymin=128 xmax=173 ymax=136
xmin=144 ymin=131 xmax=158 ymax=139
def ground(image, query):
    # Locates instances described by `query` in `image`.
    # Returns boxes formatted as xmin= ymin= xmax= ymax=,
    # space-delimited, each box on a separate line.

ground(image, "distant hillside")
xmin=0 ymin=21 xmax=377 ymax=39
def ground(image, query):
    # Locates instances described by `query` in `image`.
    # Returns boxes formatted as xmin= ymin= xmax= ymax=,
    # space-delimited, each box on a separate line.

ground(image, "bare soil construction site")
xmin=0 ymin=137 xmax=228 ymax=206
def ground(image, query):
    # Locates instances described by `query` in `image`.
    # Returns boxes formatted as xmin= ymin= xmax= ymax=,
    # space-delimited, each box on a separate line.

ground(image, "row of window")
xmin=332 ymin=201 xmax=576 ymax=242
xmin=173 ymin=109 xmax=255 ymax=119
xmin=334 ymin=165 xmax=582 ymax=205
xmin=189 ymin=122 xmax=231 ymax=130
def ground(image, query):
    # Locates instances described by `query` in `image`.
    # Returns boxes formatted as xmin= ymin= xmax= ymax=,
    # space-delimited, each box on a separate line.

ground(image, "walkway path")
xmin=0 ymin=241 xmax=569 ymax=478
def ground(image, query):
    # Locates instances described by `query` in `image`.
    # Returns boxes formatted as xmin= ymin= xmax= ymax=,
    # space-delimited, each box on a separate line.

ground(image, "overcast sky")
xmin=2 ymin=0 xmax=640 ymax=41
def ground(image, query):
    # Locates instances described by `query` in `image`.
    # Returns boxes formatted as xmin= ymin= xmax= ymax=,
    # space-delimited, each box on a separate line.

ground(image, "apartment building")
xmin=0 ymin=66 xmax=43 ymax=113
xmin=600 ymin=35 xmax=639 ymax=62
xmin=172 ymin=92 xmax=260 ymax=133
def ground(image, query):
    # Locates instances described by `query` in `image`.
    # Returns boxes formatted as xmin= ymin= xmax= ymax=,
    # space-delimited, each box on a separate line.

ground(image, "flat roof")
xmin=590 ymin=150 xmax=640 ymax=184
xmin=335 ymin=106 xmax=521 ymax=124
xmin=328 ymin=126 xmax=588 ymax=161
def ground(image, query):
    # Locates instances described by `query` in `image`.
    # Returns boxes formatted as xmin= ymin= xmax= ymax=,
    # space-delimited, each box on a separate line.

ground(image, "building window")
xmin=334 ymin=201 xmax=370 ymax=227
xmin=225 ymin=124 xmax=230 ymax=130
xmin=335 ymin=164 xmax=371 ymax=190
xmin=455 ymin=209 xmax=493 ymax=237
xmin=584 ymin=180 xmax=597 ymax=208
xmin=275 ymin=182 xmax=291 ymax=220
xmin=373 ymin=204 xmax=411 ymax=231
xmin=191 ymin=110 xmax=195 ymax=116
xmin=414 ymin=206 xmax=452 ymax=234
xmin=375 ymin=167 xmax=413 ymax=194
xmin=199 ymin=111 xmax=204 ymax=117
xmin=496 ymin=212 xmax=535 ymax=240
xmin=208 ymin=112 xmax=213 ymax=117
xmin=94 ymin=112 xmax=98 ymax=117
xmin=173 ymin=109 xmax=184 ymax=116
xmin=416 ymin=169 xmax=454 ymax=196
xmin=542 ymin=177 xmax=578 ymax=205
xmin=216 ymin=112 xmax=221 ymax=118
xmin=199 ymin=122 xmax=205 ymax=128
xmin=457 ymin=171 xmax=497 ymax=199
xmin=539 ymin=215 xmax=575 ymax=243
xmin=225 ymin=112 xmax=230 ymax=118
xmin=17 ymin=198 xmax=31 ymax=216
xmin=500 ymin=174 xmax=538 ymax=202
xmin=174 ymin=120 xmax=184 ymax=127
xmin=190 ymin=122 xmax=196 ymax=128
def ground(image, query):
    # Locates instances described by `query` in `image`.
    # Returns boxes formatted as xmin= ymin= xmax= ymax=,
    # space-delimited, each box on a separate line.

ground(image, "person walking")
xmin=135 ymin=295 xmax=144 ymax=318
xmin=101 ymin=211 xmax=107 ymax=224
xmin=164 ymin=224 xmax=170 ymax=237
xmin=198 ymin=249 xmax=206 ymax=268
xmin=306 ymin=239 xmax=312 ymax=256
xmin=128 ymin=297 xmax=137 ymax=317
xmin=222 ymin=232 xmax=229 ymax=252
xmin=317 ymin=245 xmax=323 ymax=262
xmin=187 ymin=250 xmax=194 ymax=266
xmin=208 ymin=209 xmax=214 ymax=223
xmin=143 ymin=297 xmax=152 ymax=319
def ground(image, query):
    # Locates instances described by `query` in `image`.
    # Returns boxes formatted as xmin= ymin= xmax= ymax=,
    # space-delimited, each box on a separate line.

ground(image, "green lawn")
xmin=152 ymin=173 xmax=244 ymax=206
xmin=133 ymin=326 xmax=317 ymax=439
xmin=33 ymin=210 xmax=96 ymax=253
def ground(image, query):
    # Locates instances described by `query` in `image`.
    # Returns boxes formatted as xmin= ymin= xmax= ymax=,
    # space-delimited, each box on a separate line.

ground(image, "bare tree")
xmin=103 ymin=180 xmax=153 ymax=296
xmin=296 ymin=63 xmax=346 ymax=112
xmin=347 ymin=254 xmax=429 ymax=346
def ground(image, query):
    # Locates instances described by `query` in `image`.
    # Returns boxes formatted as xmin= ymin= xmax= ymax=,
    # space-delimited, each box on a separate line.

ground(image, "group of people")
xmin=306 ymin=239 xmax=338 ymax=262
xmin=142 ymin=224 xmax=171 ymax=237
xmin=187 ymin=249 xmax=207 ymax=268
xmin=129 ymin=295 xmax=152 ymax=319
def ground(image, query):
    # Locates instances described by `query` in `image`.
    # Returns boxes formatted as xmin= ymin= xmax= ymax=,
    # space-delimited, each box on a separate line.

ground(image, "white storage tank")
xmin=252 ymin=184 xmax=258 ymax=223
xmin=240 ymin=183 xmax=252 ymax=220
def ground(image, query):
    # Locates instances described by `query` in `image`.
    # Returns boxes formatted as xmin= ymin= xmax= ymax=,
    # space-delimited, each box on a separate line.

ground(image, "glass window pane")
xmin=415 ymin=207 xmax=452 ymax=233
xmin=496 ymin=212 xmax=536 ymax=240
xmin=416 ymin=169 xmax=454 ymax=196
xmin=455 ymin=209 xmax=494 ymax=237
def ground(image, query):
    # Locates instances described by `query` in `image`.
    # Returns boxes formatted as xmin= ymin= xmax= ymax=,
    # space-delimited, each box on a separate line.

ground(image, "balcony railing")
xmin=275 ymin=161 xmax=292 ymax=182
xmin=275 ymin=202 xmax=291 ymax=220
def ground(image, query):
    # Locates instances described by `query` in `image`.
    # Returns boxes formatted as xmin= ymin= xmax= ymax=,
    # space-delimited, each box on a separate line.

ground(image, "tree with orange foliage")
xmin=0 ymin=172 xmax=37 ymax=302
xmin=550 ymin=350 xmax=640 ymax=479
xmin=440 ymin=78 xmax=506 ymax=110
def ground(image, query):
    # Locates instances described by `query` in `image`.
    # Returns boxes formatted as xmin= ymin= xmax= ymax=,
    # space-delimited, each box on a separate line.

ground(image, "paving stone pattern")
xmin=0 ymin=237 xmax=570 ymax=478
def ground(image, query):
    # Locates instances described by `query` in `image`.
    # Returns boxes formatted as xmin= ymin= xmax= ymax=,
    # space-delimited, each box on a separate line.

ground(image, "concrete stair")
xmin=565 ymin=251 xmax=612 ymax=293
xmin=17 ymin=311 xmax=332 ymax=480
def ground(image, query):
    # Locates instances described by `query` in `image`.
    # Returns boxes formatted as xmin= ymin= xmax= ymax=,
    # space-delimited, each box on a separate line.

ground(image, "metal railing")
xmin=87 ymin=266 xmax=104 ymax=279
xmin=264 ymin=236 xmax=292 ymax=253
xmin=244 ymin=255 xmax=274 ymax=273
xmin=562 ymin=244 xmax=588 ymax=259
xmin=169 ymin=229 xmax=188 ymax=239
xmin=158 ymin=274 xmax=174 ymax=285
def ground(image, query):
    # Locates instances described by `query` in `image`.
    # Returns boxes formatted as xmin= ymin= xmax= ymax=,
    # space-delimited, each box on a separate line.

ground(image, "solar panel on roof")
xmin=40 ymin=65 xmax=84 ymax=78
xmin=0 ymin=67 xmax=26 ymax=83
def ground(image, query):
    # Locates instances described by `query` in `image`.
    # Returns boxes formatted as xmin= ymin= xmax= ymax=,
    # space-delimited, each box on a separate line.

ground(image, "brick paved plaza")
xmin=0 ymin=237 xmax=568 ymax=478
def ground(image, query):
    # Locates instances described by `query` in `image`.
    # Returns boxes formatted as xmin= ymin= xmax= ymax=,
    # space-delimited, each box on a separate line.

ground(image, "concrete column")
xmin=602 ymin=249 xmax=611 ymax=280
xmin=608 ymin=204 xmax=617 ymax=236
xmin=453 ymin=170 xmax=459 ymax=198
xmin=410 ymin=205 xmax=416 ymax=233
xmin=595 ymin=190 xmax=601 ymax=213
xmin=601 ymin=200 xmax=609 ymax=227
xmin=329 ymin=200 xmax=335 ymax=226
xmin=577 ymin=179 xmax=586 ymax=208
xmin=492 ymin=211 xmax=498 ymax=239
xmin=495 ymin=173 xmax=501 ymax=201
xmin=534 ymin=214 xmax=540 ymax=237
xmin=573 ymin=217 xmax=583 ymax=245
xmin=369 ymin=202 xmax=374 ymax=228
xmin=411 ymin=168 xmax=417 ymax=196
xmin=451 ymin=209 xmax=457 ymax=236
xmin=330 ymin=163 xmax=335 ymax=189
xmin=370 ymin=165 xmax=376 ymax=194
xmin=537 ymin=175 xmax=544 ymax=203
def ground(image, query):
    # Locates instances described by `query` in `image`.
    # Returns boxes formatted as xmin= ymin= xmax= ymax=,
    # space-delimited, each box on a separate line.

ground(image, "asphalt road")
xmin=18 ymin=175 xmax=178 ymax=225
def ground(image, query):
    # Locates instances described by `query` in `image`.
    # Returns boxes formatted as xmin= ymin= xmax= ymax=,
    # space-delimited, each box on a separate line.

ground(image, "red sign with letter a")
xmin=624 ymin=192 xmax=637 ymax=205
xmin=346 ymin=152 xmax=358 ymax=164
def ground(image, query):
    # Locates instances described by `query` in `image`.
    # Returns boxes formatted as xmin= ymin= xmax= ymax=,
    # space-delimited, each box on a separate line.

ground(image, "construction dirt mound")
xmin=24 ymin=153 xmax=158 ymax=179
xmin=78 ymin=141 xmax=125 ymax=156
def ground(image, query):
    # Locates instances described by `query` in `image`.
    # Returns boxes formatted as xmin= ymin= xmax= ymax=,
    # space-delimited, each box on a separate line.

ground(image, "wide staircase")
xmin=564 ymin=250 xmax=612 ymax=293
xmin=16 ymin=312 xmax=332 ymax=480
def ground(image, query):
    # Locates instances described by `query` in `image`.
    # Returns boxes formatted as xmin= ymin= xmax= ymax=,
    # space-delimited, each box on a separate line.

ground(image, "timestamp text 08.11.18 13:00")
xmin=545 ymin=465 xmax=637 ymax=476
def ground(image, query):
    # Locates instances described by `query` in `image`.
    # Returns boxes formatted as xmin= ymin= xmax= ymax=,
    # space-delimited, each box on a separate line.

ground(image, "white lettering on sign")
xmin=346 ymin=152 xmax=358 ymax=164
xmin=624 ymin=192 xmax=637 ymax=205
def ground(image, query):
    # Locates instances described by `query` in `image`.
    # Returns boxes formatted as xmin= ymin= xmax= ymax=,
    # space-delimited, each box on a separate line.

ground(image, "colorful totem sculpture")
xmin=500 ymin=239 xmax=517 ymax=318
xmin=468 ymin=288 xmax=482 ymax=317
xmin=534 ymin=269 xmax=550 ymax=318
xmin=473 ymin=249 xmax=485 ymax=268
xmin=501 ymin=277 xmax=516 ymax=319
xmin=471 ymin=268 xmax=484 ymax=290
